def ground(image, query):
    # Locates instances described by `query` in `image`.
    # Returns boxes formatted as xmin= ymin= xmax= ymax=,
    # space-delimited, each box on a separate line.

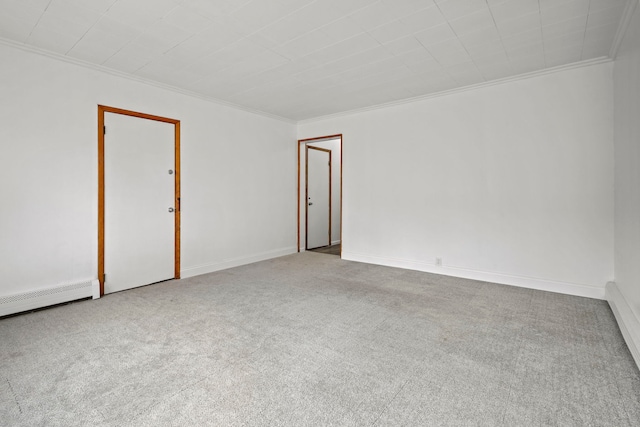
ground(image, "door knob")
xmin=168 ymin=207 xmax=175 ymax=212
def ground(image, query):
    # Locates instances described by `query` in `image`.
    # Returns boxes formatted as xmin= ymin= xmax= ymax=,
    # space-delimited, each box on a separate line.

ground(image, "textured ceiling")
xmin=0 ymin=0 xmax=629 ymax=121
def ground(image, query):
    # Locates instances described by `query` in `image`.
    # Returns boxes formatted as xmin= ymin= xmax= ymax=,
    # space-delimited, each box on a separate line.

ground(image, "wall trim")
xmin=331 ymin=240 xmax=341 ymax=245
xmin=342 ymin=252 xmax=605 ymax=300
xmin=606 ymin=282 xmax=640 ymax=369
xmin=298 ymin=57 xmax=613 ymax=125
xmin=610 ymin=0 xmax=639 ymax=59
xmin=0 ymin=37 xmax=295 ymax=125
xmin=180 ymin=246 xmax=297 ymax=278
xmin=0 ymin=37 xmax=614 ymax=126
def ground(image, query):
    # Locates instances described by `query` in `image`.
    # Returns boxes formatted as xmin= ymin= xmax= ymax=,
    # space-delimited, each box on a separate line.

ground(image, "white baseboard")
xmin=331 ymin=240 xmax=341 ymax=245
xmin=181 ymin=246 xmax=298 ymax=278
xmin=342 ymin=252 xmax=605 ymax=300
xmin=606 ymin=281 xmax=640 ymax=369
xmin=0 ymin=279 xmax=99 ymax=317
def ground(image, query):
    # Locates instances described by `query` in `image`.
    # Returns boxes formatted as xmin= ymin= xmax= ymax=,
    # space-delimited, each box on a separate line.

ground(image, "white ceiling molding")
xmin=0 ymin=0 xmax=630 ymax=121
xmin=0 ymin=37 xmax=296 ymax=124
xmin=609 ymin=0 xmax=639 ymax=59
xmin=297 ymin=56 xmax=613 ymax=125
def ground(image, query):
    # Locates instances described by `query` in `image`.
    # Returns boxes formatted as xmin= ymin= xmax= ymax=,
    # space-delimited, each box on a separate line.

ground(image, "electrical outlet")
xmin=435 ymin=258 xmax=442 ymax=266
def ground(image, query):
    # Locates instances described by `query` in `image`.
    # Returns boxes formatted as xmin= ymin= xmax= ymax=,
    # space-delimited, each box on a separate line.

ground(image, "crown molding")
xmin=0 ymin=36 xmax=617 ymax=126
xmin=610 ymin=0 xmax=639 ymax=59
xmin=297 ymin=57 xmax=613 ymax=125
xmin=0 ymin=37 xmax=296 ymax=124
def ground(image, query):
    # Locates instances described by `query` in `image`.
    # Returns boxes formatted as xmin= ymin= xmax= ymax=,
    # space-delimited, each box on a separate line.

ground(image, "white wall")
xmin=0 ymin=42 xmax=297 ymax=298
xmin=298 ymin=62 xmax=615 ymax=299
xmin=300 ymin=138 xmax=341 ymax=247
xmin=611 ymin=0 xmax=640 ymax=365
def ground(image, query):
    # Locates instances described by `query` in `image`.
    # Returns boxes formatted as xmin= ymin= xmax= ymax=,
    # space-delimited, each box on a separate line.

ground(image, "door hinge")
xmin=103 ymin=273 xmax=106 ymax=282
xmin=103 ymin=126 xmax=106 ymax=135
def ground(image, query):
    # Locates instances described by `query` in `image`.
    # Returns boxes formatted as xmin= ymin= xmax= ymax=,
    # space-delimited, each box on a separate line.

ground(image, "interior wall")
xmin=298 ymin=62 xmax=615 ymax=299
xmin=0 ymin=42 xmax=296 ymax=298
xmin=612 ymin=1 xmax=640 ymax=358
xmin=301 ymin=138 xmax=341 ymax=246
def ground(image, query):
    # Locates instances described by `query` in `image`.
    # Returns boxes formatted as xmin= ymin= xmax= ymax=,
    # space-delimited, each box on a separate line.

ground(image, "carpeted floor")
xmin=1 ymin=252 xmax=639 ymax=426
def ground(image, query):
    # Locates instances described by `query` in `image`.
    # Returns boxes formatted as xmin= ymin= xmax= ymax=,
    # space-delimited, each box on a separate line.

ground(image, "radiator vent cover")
xmin=0 ymin=280 xmax=99 ymax=317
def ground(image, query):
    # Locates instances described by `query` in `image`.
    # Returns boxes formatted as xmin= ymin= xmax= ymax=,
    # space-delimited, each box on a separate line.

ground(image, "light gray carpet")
xmin=1 ymin=252 xmax=639 ymax=426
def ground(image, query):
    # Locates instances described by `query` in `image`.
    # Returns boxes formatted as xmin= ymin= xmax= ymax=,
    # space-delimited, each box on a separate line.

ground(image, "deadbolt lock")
xmin=168 ymin=207 xmax=175 ymax=213
xmin=168 ymin=170 xmax=174 ymax=174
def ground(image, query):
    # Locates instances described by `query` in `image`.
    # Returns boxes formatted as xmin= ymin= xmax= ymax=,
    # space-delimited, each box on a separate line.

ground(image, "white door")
xmin=104 ymin=112 xmax=175 ymax=294
xmin=306 ymin=146 xmax=331 ymax=249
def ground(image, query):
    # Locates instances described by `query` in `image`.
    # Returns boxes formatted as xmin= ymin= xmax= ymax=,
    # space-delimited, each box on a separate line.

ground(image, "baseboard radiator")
xmin=0 ymin=279 xmax=100 ymax=317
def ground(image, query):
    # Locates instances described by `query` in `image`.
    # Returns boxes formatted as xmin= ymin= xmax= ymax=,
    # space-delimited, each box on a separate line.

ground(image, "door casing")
xmin=98 ymin=105 xmax=181 ymax=296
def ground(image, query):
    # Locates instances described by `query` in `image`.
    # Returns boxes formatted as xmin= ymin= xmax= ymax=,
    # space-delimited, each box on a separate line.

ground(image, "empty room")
xmin=1 ymin=0 xmax=640 ymax=425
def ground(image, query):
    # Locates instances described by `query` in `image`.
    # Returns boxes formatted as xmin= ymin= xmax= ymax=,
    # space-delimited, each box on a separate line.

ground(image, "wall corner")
xmin=606 ymin=281 xmax=640 ymax=369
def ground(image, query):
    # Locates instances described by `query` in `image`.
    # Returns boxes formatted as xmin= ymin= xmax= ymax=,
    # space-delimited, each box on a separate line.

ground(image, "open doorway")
xmin=298 ymin=135 xmax=342 ymax=257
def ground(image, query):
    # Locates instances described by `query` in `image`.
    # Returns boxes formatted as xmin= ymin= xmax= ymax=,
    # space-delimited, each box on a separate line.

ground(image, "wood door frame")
xmin=98 ymin=105 xmax=181 ymax=296
xmin=297 ymin=134 xmax=342 ymax=255
xmin=305 ymin=146 xmax=332 ymax=250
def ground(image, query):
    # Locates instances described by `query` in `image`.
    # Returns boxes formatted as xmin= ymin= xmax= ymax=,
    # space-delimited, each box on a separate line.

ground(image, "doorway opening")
xmin=297 ymin=134 xmax=342 ymax=257
xmin=98 ymin=105 xmax=181 ymax=296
